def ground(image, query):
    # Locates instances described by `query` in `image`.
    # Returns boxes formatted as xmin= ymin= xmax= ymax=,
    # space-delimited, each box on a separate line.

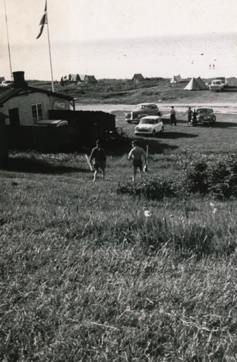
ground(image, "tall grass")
xmin=1 ymin=151 xmax=237 ymax=361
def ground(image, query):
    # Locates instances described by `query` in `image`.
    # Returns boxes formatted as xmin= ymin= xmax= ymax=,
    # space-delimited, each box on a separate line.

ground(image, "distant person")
xmin=89 ymin=140 xmax=106 ymax=182
xmin=170 ymin=106 xmax=177 ymax=126
xmin=187 ymin=106 xmax=193 ymax=126
xmin=213 ymin=64 xmax=215 ymax=70
xmin=192 ymin=109 xmax=198 ymax=126
xmin=60 ymin=76 xmax=64 ymax=86
xmin=128 ymin=140 xmax=147 ymax=182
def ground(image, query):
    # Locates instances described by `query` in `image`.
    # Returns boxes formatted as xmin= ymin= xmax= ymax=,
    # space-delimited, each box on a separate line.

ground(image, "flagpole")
xmin=46 ymin=3 xmax=54 ymax=92
xmin=4 ymin=0 xmax=13 ymax=80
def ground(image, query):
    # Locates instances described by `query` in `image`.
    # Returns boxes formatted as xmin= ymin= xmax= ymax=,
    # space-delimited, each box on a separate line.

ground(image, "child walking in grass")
xmin=89 ymin=140 xmax=106 ymax=181
xmin=128 ymin=140 xmax=147 ymax=182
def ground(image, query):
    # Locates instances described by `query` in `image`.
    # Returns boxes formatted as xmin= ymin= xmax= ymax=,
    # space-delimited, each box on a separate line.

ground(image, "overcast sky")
xmin=1 ymin=0 xmax=237 ymax=47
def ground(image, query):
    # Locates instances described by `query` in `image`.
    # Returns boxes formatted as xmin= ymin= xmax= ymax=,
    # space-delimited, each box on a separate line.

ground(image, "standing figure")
xmin=187 ymin=106 xmax=193 ymax=126
xmin=128 ymin=140 xmax=147 ymax=182
xmin=192 ymin=109 xmax=198 ymax=126
xmin=170 ymin=106 xmax=177 ymax=126
xmin=89 ymin=140 xmax=106 ymax=181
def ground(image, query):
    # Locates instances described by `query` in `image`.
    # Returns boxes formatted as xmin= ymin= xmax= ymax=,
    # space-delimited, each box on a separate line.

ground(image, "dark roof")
xmin=0 ymin=84 xmax=74 ymax=106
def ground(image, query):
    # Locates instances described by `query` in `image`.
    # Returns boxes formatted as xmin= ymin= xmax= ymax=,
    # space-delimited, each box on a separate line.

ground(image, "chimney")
xmin=13 ymin=71 xmax=27 ymax=88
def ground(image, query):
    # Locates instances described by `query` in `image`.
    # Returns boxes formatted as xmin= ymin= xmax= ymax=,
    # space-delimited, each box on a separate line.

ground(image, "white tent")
xmin=184 ymin=77 xmax=207 ymax=91
xmin=170 ymin=74 xmax=182 ymax=83
xmin=196 ymin=77 xmax=209 ymax=90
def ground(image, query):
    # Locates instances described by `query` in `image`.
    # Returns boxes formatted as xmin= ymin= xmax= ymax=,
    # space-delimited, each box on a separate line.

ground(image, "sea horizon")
xmin=1 ymin=32 xmax=237 ymax=81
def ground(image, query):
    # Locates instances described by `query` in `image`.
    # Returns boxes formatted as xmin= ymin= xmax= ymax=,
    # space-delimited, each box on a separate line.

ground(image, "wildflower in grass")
xmin=143 ymin=207 xmax=152 ymax=218
xmin=210 ymin=202 xmax=217 ymax=214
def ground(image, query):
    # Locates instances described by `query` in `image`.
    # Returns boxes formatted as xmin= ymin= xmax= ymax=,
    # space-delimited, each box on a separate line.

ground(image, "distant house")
xmin=0 ymin=71 xmax=75 ymax=126
xmin=84 ymin=75 xmax=97 ymax=84
xmin=68 ymin=74 xmax=80 ymax=83
xmin=132 ymin=73 xmax=145 ymax=84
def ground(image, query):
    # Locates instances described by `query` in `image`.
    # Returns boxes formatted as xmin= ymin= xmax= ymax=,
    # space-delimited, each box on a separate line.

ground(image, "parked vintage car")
xmin=215 ymin=77 xmax=228 ymax=88
xmin=126 ymin=103 xmax=161 ymax=124
xmin=193 ymin=108 xmax=216 ymax=126
xmin=209 ymin=79 xmax=225 ymax=92
xmin=135 ymin=115 xmax=164 ymax=136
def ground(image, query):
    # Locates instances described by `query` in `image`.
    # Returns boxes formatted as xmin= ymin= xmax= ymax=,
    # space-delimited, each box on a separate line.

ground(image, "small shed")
xmin=132 ymin=73 xmax=145 ymax=84
xmin=0 ymin=71 xmax=75 ymax=151
xmin=0 ymin=71 xmax=74 ymax=126
xmin=48 ymin=109 xmax=115 ymax=147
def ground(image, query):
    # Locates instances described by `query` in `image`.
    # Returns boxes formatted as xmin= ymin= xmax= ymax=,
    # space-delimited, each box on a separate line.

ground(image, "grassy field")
xmin=27 ymin=77 xmax=237 ymax=105
xmin=1 ymin=108 xmax=237 ymax=361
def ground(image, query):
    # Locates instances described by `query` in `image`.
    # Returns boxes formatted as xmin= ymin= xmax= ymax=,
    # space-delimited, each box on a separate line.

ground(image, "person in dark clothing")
xmin=170 ymin=106 xmax=177 ymax=126
xmin=89 ymin=140 xmax=106 ymax=181
xmin=187 ymin=107 xmax=193 ymax=126
xmin=192 ymin=109 xmax=198 ymax=126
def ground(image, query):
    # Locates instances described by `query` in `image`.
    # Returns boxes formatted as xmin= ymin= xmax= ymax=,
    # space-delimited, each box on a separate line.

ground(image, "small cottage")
xmin=0 ymin=71 xmax=75 ymax=126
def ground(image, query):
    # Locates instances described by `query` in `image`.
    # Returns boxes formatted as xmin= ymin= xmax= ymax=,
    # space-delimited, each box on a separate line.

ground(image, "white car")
xmin=209 ymin=79 xmax=225 ymax=92
xmin=135 ymin=115 xmax=164 ymax=136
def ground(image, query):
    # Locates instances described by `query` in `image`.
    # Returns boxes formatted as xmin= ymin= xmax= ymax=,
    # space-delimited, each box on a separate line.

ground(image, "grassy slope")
xmin=28 ymin=77 xmax=237 ymax=104
xmin=1 ymin=81 xmax=237 ymax=361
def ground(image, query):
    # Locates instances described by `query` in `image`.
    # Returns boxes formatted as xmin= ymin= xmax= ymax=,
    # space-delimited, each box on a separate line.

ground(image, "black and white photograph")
xmin=1 ymin=0 xmax=237 ymax=360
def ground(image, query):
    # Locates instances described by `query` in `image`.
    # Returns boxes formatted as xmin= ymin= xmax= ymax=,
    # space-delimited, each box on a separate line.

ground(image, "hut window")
xmin=32 ymin=104 xmax=43 ymax=123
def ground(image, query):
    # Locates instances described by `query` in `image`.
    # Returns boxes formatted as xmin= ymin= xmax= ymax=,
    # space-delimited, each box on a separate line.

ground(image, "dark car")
xmin=125 ymin=103 xmax=161 ymax=124
xmin=193 ymin=108 xmax=216 ymax=126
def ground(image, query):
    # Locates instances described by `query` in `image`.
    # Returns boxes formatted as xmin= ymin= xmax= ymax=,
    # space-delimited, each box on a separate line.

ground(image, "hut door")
xmin=9 ymin=108 xmax=20 ymax=126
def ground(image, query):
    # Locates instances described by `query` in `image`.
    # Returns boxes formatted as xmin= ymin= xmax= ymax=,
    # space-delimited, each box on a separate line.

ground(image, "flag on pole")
xmin=36 ymin=0 xmax=47 ymax=39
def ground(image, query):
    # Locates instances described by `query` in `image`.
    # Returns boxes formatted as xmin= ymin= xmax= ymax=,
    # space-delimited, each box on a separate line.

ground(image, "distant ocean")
xmin=1 ymin=32 xmax=237 ymax=81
